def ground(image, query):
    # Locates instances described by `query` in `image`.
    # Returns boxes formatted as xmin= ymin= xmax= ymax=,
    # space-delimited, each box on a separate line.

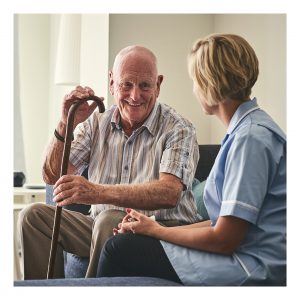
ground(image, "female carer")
xmin=96 ymin=33 xmax=286 ymax=286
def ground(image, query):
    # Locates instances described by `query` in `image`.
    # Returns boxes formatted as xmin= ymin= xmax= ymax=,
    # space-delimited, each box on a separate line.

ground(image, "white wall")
xmin=16 ymin=14 xmax=109 ymax=184
xmin=80 ymin=14 xmax=109 ymax=101
xmin=17 ymin=14 xmax=50 ymax=184
xmin=48 ymin=14 xmax=109 ymax=138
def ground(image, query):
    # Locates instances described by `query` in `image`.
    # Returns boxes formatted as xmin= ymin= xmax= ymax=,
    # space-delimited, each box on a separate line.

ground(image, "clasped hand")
xmin=113 ymin=208 xmax=160 ymax=236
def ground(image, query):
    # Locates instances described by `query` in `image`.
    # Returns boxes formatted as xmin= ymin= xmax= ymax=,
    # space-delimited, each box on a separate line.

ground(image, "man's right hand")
xmin=61 ymin=85 xmax=100 ymax=129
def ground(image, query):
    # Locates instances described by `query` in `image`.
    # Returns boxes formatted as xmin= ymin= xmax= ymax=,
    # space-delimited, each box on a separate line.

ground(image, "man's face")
xmin=109 ymin=54 xmax=163 ymax=131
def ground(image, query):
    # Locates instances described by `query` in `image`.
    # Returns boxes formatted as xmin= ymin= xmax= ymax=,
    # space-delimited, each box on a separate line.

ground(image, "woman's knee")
xmin=101 ymin=234 xmax=129 ymax=263
xmin=104 ymin=234 xmax=137 ymax=257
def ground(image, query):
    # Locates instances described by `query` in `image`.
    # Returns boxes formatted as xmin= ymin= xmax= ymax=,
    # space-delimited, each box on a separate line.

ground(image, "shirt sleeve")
xmin=159 ymin=125 xmax=199 ymax=189
xmin=220 ymin=126 xmax=276 ymax=224
xmin=69 ymin=116 xmax=93 ymax=175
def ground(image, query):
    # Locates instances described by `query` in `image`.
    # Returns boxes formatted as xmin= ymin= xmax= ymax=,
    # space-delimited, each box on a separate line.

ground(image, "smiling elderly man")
xmin=18 ymin=45 xmax=200 ymax=279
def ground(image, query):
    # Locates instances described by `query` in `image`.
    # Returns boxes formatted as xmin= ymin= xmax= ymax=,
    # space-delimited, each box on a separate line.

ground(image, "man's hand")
xmin=53 ymin=175 xmax=101 ymax=206
xmin=61 ymin=86 xmax=100 ymax=128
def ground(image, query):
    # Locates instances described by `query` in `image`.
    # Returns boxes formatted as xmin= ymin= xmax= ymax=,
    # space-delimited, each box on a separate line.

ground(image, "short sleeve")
xmin=69 ymin=117 xmax=93 ymax=175
xmin=159 ymin=126 xmax=199 ymax=188
xmin=220 ymin=127 xmax=274 ymax=224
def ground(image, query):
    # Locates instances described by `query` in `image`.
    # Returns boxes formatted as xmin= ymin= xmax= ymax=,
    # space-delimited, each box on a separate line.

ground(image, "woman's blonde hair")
xmin=188 ymin=33 xmax=259 ymax=105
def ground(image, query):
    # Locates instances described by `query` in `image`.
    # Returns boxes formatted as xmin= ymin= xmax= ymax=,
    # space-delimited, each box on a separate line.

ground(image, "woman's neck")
xmin=215 ymin=99 xmax=245 ymax=128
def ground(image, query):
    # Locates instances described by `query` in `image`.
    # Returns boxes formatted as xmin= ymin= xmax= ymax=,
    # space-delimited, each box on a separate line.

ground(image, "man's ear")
xmin=109 ymin=71 xmax=114 ymax=95
xmin=155 ymin=75 xmax=164 ymax=97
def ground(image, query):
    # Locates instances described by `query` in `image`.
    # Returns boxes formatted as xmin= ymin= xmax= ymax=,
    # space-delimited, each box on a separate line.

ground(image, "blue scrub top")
xmin=160 ymin=98 xmax=286 ymax=286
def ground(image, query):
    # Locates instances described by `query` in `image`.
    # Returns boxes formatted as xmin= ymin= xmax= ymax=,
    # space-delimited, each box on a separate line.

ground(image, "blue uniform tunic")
xmin=160 ymin=98 xmax=286 ymax=286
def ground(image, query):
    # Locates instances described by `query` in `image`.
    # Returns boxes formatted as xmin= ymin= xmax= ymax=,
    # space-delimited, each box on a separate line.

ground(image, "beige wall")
xmin=108 ymin=14 xmax=286 ymax=144
xmin=108 ymin=14 xmax=214 ymax=143
xmin=212 ymin=14 xmax=286 ymax=142
xmin=16 ymin=14 xmax=286 ymax=184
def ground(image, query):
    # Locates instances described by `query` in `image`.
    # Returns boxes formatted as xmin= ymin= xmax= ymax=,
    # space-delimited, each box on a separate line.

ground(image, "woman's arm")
xmin=121 ymin=209 xmax=249 ymax=255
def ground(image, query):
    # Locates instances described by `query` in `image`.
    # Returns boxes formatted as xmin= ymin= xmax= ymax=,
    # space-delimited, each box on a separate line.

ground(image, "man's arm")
xmin=52 ymin=172 xmax=183 ymax=210
xmin=42 ymin=86 xmax=99 ymax=184
xmin=42 ymin=121 xmax=77 ymax=185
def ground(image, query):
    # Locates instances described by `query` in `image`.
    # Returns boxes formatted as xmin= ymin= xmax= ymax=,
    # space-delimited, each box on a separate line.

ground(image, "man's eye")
xmin=120 ymin=82 xmax=133 ymax=91
xmin=139 ymin=82 xmax=152 ymax=91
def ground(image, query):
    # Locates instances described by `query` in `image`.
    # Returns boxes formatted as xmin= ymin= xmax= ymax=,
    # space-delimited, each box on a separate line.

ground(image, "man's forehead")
xmin=115 ymin=62 xmax=157 ymax=82
xmin=113 ymin=50 xmax=157 ymax=78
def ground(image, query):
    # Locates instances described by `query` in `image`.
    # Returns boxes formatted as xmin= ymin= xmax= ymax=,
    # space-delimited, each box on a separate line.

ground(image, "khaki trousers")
xmin=18 ymin=203 xmax=126 ymax=279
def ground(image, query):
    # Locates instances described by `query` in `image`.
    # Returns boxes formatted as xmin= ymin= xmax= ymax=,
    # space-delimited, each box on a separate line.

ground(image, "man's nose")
xmin=129 ymin=85 xmax=141 ymax=101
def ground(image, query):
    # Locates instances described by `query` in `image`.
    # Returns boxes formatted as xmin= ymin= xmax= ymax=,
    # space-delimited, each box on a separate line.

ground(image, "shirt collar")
xmin=227 ymin=97 xmax=260 ymax=135
xmin=110 ymin=102 xmax=159 ymax=136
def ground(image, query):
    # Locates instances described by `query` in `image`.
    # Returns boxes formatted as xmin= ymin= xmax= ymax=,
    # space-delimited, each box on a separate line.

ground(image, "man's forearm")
xmin=98 ymin=176 xmax=182 ymax=210
xmin=42 ymin=121 xmax=66 ymax=184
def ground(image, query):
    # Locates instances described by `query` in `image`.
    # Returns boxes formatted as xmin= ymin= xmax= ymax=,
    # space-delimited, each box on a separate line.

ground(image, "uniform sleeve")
xmin=220 ymin=126 xmax=275 ymax=224
xmin=159 ymin=125 xmax=199 ymax=189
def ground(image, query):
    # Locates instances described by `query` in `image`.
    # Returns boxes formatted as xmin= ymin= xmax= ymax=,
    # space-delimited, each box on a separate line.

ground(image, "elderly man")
xmin=18 ymin=45 xmax=200 ymax=279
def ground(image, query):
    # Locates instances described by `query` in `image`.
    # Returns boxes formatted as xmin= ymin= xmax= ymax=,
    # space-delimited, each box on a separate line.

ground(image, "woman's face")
xmin=193 ymin=82 xmax=216 ymax=115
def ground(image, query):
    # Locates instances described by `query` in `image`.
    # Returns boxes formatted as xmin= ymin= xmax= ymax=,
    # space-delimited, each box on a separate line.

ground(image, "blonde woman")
xmin=97 ymin=34 xmax=286 ymax=286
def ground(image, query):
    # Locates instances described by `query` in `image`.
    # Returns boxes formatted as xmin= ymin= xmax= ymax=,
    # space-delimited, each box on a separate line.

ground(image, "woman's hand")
xmin=112 ymin=211 xmax=133 ymax=235
xmin=61 ymin=86 xmax=101 ymax=128
xmin=53 ymin=175 xmax=101 ymax=206
xmin=114 ymin=208 xmax=161 ymax=236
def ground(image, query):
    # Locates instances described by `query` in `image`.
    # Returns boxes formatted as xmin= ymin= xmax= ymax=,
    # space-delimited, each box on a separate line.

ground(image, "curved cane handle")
xmin=61 ymin=96 xmax=105 ymax=177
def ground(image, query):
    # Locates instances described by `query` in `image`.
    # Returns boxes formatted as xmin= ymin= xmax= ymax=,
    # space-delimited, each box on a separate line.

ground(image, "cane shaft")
xmin=47 ymin=96 xmax=105 ymax=279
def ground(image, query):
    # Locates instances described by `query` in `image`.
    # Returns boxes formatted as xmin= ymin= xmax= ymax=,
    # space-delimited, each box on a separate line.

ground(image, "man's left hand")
xmin=53 ymin=175 xmax=100 ymax=206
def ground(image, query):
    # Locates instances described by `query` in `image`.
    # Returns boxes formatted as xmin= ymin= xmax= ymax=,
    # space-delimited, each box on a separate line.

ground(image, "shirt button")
xmin=124 ymin=165 xmax=128 ymax=170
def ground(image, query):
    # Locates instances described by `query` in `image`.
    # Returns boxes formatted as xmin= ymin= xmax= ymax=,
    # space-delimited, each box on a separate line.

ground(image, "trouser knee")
xmin=92 ymin=209 xmax=126 ymax=237
xmin=18 ymin=202 xmax=49 ymax=230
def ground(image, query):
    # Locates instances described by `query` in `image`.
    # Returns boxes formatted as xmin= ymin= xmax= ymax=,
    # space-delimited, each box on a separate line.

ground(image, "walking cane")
xmin=47 ymin=95 xmax=105 ymax=279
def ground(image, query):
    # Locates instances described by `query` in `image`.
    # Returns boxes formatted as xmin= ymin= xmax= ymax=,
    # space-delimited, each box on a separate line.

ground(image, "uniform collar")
xmin=227 ymin=97 xmax=260 ymax=135
xmin=110 ymin=102 xmax=159 ymax=136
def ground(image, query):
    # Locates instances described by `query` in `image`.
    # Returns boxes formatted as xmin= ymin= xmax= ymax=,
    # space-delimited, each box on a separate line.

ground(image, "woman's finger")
xmin=128 ymin=209 xmax=142 ymax=220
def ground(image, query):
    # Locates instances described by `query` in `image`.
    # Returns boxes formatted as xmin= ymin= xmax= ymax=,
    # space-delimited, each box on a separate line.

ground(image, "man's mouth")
xmin=125 ymin=100 xmax=143 ymax=107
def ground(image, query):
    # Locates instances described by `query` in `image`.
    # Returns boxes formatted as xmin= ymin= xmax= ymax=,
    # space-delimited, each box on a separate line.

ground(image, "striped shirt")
xmin=69 ymin=102 xmax=201 ymax=223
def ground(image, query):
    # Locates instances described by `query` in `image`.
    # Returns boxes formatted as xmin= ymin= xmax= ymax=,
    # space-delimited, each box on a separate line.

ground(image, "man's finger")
xmin=53 ymin=175 xmax=74 ymax=189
